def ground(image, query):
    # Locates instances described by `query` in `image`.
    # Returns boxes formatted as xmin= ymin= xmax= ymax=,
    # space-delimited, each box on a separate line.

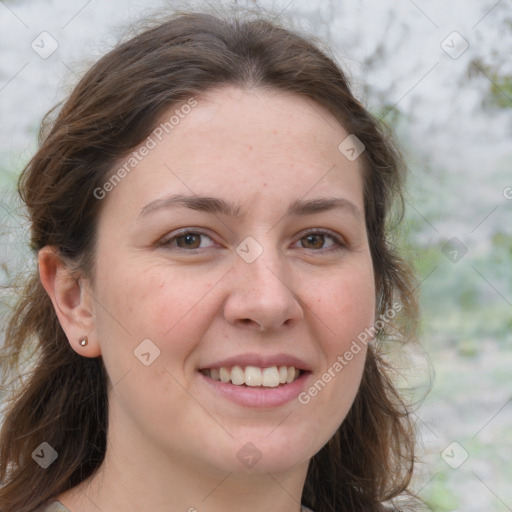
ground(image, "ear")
xmin=38 ymin=246 xmax=101 ymax=358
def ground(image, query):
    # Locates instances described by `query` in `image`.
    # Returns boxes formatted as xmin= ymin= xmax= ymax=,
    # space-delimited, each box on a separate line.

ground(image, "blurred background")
xmin=1 ymin=0 xmax=511 ymax=510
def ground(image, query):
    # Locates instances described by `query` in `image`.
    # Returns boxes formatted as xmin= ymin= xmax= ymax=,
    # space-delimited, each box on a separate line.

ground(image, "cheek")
xmin=310 ymin=258 xmax=376 ymax=349
xmin=97 ymin=260 xmax=203 ymax=327
xmin=92 ymin=261 xmax=220 ymax=373
xmin=298 ymin=258 xmax=375 ymax=430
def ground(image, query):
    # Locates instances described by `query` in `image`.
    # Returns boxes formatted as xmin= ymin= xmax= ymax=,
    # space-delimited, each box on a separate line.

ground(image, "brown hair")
xmin=0 ymin=7 xmax=421 ymax=512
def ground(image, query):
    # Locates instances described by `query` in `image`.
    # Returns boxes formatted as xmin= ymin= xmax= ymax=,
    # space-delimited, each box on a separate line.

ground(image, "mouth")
xmin=199 ymin=365 xmax=303 ymax=388
xmin=197 ymin=354 xmax=311 ymax=407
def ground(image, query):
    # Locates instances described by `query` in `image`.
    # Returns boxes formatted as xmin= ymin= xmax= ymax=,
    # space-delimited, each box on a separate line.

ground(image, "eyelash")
xmin=159 ymin=229 xmax=345 ymax=253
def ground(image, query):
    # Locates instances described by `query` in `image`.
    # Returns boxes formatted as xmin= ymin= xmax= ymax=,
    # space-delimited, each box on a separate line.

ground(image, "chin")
xmin=230 ymin=432 xmax=318 ymax=475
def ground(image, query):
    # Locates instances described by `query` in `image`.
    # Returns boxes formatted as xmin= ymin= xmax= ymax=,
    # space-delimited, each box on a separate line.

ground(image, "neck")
xmin=58 ymin=408 xmax=309 ymax=512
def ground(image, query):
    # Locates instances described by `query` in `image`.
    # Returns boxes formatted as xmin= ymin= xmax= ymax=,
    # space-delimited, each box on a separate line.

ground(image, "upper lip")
xmin=199 ymin=353 xmax=311 ymax=371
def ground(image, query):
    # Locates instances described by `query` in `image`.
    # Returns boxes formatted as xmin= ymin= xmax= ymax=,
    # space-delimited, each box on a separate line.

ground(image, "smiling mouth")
xmin=200 ymin=365 xmax=303 ymax=388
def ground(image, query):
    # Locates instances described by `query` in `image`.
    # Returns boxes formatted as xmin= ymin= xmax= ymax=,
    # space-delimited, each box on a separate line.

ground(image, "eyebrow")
xmin=139 ymin=194 xmax=241 ymax=218
xmin=287 ymin=197 xmax=363 ymax=220
xmin=138 ymin=194 xmax=363 ymax=221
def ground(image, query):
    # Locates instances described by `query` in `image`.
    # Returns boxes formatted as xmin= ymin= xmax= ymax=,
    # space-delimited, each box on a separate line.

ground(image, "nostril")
xmin=239 ymin=318 xmax=260 ymax=326
xmin=236 ymin=318 xmax=266 ymax=331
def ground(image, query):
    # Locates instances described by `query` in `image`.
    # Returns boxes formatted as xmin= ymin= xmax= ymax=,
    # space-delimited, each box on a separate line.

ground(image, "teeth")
xmin=219 ymin=367 xmax=230 ymax=383
xmin=205 ymin=365 xmax=302 ymax=387
xmin=245 ymin=366 xmax=262 ymax=386
xmin=262 ymin=367 xmax=280 ymax=387
xmin=231 ymin=365 xmax=245 ymax=385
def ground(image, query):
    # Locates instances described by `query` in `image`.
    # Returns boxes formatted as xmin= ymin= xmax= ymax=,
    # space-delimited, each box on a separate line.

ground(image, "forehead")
xmin=102 ymin=86 xmax=365 ymax=215
xmin=173 ymin=86 xmax=350 ymax=163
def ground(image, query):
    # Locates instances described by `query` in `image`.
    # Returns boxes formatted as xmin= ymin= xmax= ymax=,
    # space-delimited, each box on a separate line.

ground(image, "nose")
xmin=223 ymin=249 xmax=304 ymax=332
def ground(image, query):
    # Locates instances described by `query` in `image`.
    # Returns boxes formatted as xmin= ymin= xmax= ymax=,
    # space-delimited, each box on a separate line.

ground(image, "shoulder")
xmin=34 ymin=501 xmax=71 ymax=512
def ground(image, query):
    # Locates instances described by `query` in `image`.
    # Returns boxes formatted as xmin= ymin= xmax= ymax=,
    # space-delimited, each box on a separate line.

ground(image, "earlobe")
xmin=38 ymin=246 xmax=102 ymax=358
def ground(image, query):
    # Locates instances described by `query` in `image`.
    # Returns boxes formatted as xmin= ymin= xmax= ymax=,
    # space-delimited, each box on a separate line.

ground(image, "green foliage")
xmin=489 ymin=74 xmax=512 ymax=109
xmin=423 ymin=472 xmax=459 ymax=511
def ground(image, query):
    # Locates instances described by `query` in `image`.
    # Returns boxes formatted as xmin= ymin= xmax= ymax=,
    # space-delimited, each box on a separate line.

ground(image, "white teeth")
xmin=245 ymin=366 xmax=262 ymax=387
xmin=278 ymin=366 xmax=288 ymax=384
xmin=205 ymin=365 xmax=302 ymax=387
xmin=230 ymin=365 xmax=245 ymax=385
xmin=262 ymin=367 xmax=280 ymax=387
xmin=219 ymin=367 xmax=230 ymax=383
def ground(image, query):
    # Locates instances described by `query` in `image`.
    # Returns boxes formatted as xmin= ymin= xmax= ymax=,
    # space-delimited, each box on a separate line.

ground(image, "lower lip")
xmin=198 ymin=371 xmax=310 ymax=408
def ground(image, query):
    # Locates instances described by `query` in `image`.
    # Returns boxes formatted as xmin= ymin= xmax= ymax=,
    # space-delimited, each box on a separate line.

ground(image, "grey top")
xmin=35 ymin=502 xmax=70 ymax=512
xmin=38 ymin=501 xmax=314 ymax=512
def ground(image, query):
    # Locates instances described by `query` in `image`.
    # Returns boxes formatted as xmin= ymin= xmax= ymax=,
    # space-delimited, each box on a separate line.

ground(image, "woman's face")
xmin=90 ymin=86 xmax=375 ymax=476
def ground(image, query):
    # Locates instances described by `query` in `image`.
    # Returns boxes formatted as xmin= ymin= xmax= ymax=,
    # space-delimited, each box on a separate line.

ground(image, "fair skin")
xmin=39 ymin=86 xmax=375 ymax=512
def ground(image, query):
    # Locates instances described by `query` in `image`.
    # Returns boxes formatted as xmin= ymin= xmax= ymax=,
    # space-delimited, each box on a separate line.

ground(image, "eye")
xmin=159 ymin=230 xmax=217 ymax=250
xmin=294 ymin=230 xmax=344 ymax=252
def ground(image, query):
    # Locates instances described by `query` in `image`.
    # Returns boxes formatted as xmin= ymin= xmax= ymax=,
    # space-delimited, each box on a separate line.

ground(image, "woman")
xmin=0 ymin=7 xmax=421 ymax=512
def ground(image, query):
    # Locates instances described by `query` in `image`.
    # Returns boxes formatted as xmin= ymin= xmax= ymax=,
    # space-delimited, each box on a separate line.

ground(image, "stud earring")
xmin=79 ymin=335 xmax=88 ymax=347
